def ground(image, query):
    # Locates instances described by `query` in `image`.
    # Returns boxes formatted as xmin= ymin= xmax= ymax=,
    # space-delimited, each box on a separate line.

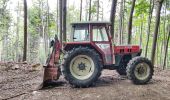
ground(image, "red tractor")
xmin=43 ymin=22 xmax=154 ymax=87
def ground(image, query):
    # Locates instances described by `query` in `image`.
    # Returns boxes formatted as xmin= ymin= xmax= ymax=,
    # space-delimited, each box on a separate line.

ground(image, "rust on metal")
xmin=43 ymin=67 xmax=60 ymax=82
xmin=43 ymin=36 xmax=61 ymax=83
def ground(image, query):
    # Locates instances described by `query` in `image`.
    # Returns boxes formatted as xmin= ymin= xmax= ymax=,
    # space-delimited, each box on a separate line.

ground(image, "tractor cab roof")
xmin=71 ymin=21 xmax=111 ymax=26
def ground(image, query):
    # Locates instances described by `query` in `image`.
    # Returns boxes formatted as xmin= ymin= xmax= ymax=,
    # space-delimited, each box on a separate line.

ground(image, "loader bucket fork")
xmin=43 ymin=35 xmax=61 ymax=86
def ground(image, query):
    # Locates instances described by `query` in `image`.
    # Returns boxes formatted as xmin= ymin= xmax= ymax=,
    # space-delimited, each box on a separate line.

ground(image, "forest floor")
xmin=0 ymin=62 xmax=170 ymax=100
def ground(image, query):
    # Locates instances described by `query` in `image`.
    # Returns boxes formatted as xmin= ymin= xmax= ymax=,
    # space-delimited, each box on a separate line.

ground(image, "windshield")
xmin=73 ymin=25 xmax=89 ymax=42
xmin=93 ymin=26 xmax=108 ymax=41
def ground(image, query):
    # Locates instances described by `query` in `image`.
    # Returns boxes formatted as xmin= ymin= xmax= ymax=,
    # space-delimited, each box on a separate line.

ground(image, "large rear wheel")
xmin=126 ymin=57 xmax=154 ymax=84
xmin=62 ymin=47 xmax=102 ymax=87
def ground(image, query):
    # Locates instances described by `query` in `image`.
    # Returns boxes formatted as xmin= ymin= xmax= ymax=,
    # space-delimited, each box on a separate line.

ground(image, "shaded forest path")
xmin=0 ymin=63 xmax=170 ymax=100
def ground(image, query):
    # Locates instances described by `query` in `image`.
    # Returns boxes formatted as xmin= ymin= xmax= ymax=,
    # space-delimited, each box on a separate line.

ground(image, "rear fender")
xmin=63 ymin=43 xmax=104 ymax=64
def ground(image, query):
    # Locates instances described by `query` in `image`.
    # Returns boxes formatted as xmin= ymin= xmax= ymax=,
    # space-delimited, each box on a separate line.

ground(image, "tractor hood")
xmin=114 ymin=45 xmax=141 ymax=54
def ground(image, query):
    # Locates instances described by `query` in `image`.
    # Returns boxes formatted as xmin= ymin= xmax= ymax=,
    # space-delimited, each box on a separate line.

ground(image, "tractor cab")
xmin=70 ymin=21 xmax=112 ymax=42
xmin=65 ymin=22 xmax=114 ymax=65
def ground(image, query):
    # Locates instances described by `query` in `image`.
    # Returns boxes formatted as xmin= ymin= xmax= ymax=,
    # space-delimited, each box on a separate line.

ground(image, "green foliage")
xmin=48 ymin=13 xmax=57 ymax=38
xmin=67 ymin=5 xmax=79 ymax=33
xmin=91 ymin=4 xmax=97 ymax=13
xmin=135 ymin=0 xmax=150 ymax=17
xmin=29 ymin=7 xmax=41 ymax=27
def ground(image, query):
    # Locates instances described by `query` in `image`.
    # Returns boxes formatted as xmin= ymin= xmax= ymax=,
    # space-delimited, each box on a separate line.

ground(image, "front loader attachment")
xmin=43 ymin=35 xmax=61 ymax=87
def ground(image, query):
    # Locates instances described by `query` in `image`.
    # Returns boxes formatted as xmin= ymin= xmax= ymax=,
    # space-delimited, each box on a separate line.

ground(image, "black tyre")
xmin=116 ymin=63 xmax=127 ymax=75
xmin=116 ymin=56 xmax=131 ymax=75
xmin=126 ymin=56 xmax=154 ymax=84
xmin=62 ymin=47 xmax=102 ymax=87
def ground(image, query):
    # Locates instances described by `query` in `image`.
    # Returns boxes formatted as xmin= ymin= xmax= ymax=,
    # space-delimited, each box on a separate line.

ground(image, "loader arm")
xmin=43 ymin=36 xmax=61 ymax=84
xmin=47 ymin=38 xmax=61 ymax=67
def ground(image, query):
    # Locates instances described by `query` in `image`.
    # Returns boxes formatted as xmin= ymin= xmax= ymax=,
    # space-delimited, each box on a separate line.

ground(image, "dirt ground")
xmin=0 ymin=62 xmax=170 ymax=100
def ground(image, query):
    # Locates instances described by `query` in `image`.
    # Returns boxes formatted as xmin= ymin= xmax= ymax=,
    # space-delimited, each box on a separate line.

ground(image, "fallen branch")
xmin=2 ymin=92 xmax=27 ymax=100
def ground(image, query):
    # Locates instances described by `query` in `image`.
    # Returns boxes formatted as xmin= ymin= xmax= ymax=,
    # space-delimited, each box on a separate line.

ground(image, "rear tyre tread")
xmin=61 ymin=47 xmax=102 ymax=88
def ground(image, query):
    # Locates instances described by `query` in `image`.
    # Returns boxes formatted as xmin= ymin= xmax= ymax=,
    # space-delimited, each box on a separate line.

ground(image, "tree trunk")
xmin=160 ymin=40 xmax=163 ymax=65
xmin=80 ymin=0 xmax=83 ymax=21
xmin=101 ymin=3 xmax=104 ymax=20
xmin=139 ymin=15 xmax=144 ymax=47
xmin=156 ymin=27 xmax=160 ymax=66
xmin=118 ymin=0 xmax=123 ymax=45
xmin=16 ymin=1 xmax=20 ymax=62
xmin=151 ymin=0 xmax=164 ymax=65
xmin=56 ymin=0 xmax=59 ymax=34
xmin=121 ymin=0 xmax=125 ymax=44
xmin=163 ymin=0 xmax=167 ymax=61
xmin=59 ymin=0 xmax=63 ymax=43
xmin=85 ymin=0 xmax=88 ymax=21
xmin=127 ymin=0 xmax=136 ymax=44
xmin=145 ymin=0 xmax=154 ymax=57
xmin=62 ymin=0 xmax=67 ymax=42
xmin=89 ymin=0 xmax=92 ymax=21
xmin=110 ymin=0 xmax=117 ymax=40
xmin=45 ymin=0 xmax=50 ymax=57
xmin=23 ymin=0 xmax=27 ymax=61
xmin=97 ymin=0 xmax=100 ymax=21
xmin=163 ymin=25 xmax=170 ymax=69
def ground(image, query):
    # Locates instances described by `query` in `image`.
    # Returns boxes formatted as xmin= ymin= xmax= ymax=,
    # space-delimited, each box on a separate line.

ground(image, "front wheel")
xmin=126 ymin=57 xmax=154 ymax=84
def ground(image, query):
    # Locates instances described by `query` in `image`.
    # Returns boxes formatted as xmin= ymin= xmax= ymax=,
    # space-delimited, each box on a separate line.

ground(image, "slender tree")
xmin=163 ymin=0 xmax=167 ymax=59
xmin=16 ymin=1 xmax=20 ymax=61
xmin=145 ymin=0 xmax=154 ymax=57
xmin=163 ymin=25 xmax=170 ymax=69
xmin=101 ymin=1 xmax=104 ymax=20
xmin=80 ymin=0 xmax=83 ymax=21
xmin=85 ymin=0 xmax=88 ymax=21
xmin=62 ymin=0 xmax=67 ymax=42
xmin=56 ymin=0 xmax=59 ymax=33
xmin=110 ymin=0 xmax=117 ymax=39
xmin=118 ymin=0 xmax=123 ymax=44
xmin=89 ymin=0 xmax=92 ymax=21
xmin=44 ymin=0 xmax=50 ymax=57
xmin=139 ymin=15 xmax=144 ymax=47
xmin=151 ymin=0 xmax=164 ymax=65
xmin=59 ymin=0 xmax=63 ymax=43
xmin=23 ymin=0 xmax=27 ymax=61
xmin=121 ymin=0 xmax=125 ymax=44
xmin=127 ymin=0 xmax=136 ymax=44
xmin=97 ymin=0 xmax=100 ymax=21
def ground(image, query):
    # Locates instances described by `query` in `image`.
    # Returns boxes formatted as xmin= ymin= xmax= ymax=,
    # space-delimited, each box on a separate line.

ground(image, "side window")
xmin=93 ymin=26 xmax=109 ymax=41
xmin=73 ymin=26 xmax=89 ymax=42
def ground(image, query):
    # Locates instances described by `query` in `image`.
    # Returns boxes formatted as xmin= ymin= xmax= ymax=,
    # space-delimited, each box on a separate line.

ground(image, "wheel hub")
xmin=70 ymin=55 xmax=95 ymax=80
xmin=78 ymin=62 xmax=86 ymax=70
xmin=137 ymin=67 xmax=145 ymax=74
xmin=134 ymin=63 xmax=150 ymax=80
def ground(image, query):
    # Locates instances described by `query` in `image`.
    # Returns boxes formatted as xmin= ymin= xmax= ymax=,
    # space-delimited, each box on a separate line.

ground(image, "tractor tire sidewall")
xmin=116 ymin=55 xmax=131 ymax=75
xmin=62 ymin=47 xmax=102 ymax=87
xmin=116 ymin=62 xmax=127 ymax=75
xmin=126 ymin=57 xmax=154 ymax=85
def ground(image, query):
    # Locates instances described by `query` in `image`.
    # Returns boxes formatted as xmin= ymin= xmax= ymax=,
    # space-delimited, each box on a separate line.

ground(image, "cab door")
xmin=92 ymin=26 xmax=113 ymax=65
